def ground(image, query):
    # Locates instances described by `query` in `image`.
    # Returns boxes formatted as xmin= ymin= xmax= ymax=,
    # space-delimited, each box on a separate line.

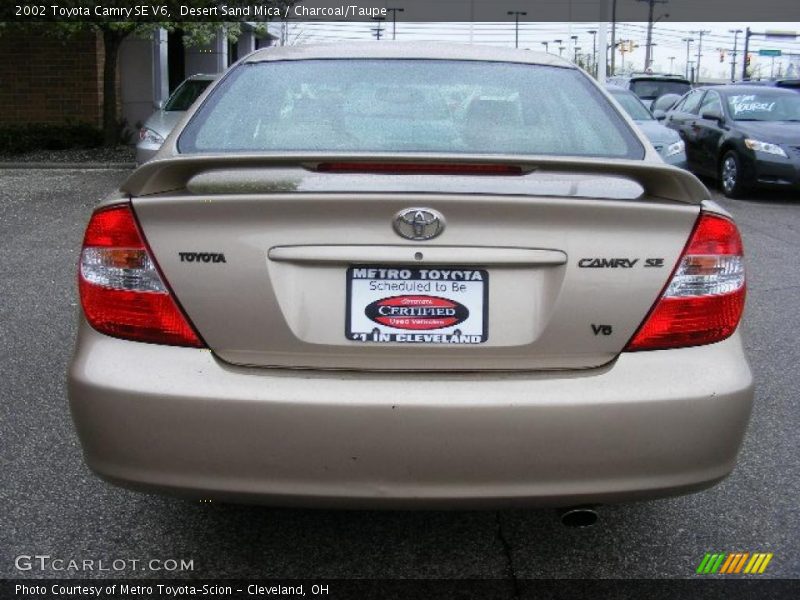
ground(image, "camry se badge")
xmin=393 ymin=208 xmax=445 ymax=241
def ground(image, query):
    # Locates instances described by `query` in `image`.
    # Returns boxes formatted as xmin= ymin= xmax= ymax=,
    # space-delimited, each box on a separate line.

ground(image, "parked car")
xmin=607 ymin=73 xmax=692 ymax=108
xmin=734 ymin=78 xmax=800 ymax=92
xmin=136 ymin=74 xmax=216 ymax=164
xmin=606 ymin=85 xmax=687 ymax=168
xmin=70 ymin=44 xmax=752 ymax=511
xmin=663 ymin=84 xmax=800 ymax=197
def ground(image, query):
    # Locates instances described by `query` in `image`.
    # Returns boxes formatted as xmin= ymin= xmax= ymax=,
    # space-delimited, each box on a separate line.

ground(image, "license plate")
xmin=346 ymin=265 xmax=488 ymax=344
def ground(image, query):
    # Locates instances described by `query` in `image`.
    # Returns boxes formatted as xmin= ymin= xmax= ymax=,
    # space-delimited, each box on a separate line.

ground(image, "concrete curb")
xmin=0 ymin=162 xmax=135 ymax=170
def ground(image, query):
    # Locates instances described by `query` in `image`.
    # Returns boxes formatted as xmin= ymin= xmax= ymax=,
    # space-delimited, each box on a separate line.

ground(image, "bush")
xmin=0 ymin=122 xmax=104 ymax=155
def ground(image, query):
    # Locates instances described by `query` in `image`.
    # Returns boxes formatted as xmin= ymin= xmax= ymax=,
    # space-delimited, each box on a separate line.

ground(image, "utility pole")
xmin=742 ymin=27 xmax=751 ymax=80
xmin=694 ymin=29 xmax=710 ymax=84
xmin=729 ymin=28 xmax=743 ymax=82
xmin=639 ymin=0 xmax=668 ymax=72
xmin=682 ymin=37 xmax=694 ymax=80
xmin=668 ymin=56 xmax=676 ymax=72
xmin=386 ymin=7 xmax=404 ymax=40
xmin=508 ymin=11 xmax=527 ymax=49
xmin=371 ymin=17 xmax=385 ymax=40
xmin=541 ymin=41 xmax=549 ymax=53
xmin=588 ymin=29 xmax=598 ymax=75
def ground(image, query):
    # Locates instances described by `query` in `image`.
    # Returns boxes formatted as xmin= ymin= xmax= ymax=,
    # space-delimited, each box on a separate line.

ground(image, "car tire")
xmin=719 ymin=151 xmax=748 ymax=199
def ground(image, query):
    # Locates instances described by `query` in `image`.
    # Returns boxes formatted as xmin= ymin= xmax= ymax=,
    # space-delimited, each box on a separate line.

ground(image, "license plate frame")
xmin=345 ymin=265 xmax=488 ymax=345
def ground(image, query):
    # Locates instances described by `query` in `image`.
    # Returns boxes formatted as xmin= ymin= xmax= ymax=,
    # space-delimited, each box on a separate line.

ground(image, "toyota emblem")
xmin=393 ymin=208 xmax=445 ymax=241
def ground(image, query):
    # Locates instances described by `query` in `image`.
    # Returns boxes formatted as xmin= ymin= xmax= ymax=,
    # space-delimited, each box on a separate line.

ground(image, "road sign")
xmin=758 ymin=49 xmax=782 ymax=57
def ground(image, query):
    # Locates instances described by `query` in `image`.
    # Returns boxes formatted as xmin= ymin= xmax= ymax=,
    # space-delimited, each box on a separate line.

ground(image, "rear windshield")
xmin=630 ymin=79 xmax=691 ymax=99
xmin=179 ymin=59 xmax=643 ymax=159
xmin=726 ymin=92 xmax=800 ymax=121
xmin=165 ymin=79 xmax=213 ymax=111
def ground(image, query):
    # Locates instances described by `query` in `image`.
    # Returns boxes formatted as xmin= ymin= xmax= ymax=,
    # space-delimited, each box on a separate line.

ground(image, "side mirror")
xmin=700 ymin=109 xmax=723 ymax=123
xmin=652 ymin=109 xmax=667 ymax=120
xmin=156 ymin=100 xmax=165 ymax=111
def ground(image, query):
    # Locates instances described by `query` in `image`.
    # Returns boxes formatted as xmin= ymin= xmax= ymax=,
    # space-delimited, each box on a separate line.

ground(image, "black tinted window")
xmin=699 ymin=91 xmax=723 ymax=115
xmin=165 ymin=79 xmax=213 ymax=111
xmin=679 ymin=90 xmax=705 ymax=114
xmin=631 ymin=79 xmax=691 ymax=99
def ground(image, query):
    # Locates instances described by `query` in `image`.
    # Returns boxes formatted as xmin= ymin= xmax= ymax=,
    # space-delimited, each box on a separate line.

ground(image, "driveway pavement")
xmin=1 ymin=169 xmax=797 ymax=587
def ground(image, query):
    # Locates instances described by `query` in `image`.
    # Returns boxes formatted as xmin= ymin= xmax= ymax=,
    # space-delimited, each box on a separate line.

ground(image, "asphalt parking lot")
xmin=1 ymin=168 xmax=798 ymax=582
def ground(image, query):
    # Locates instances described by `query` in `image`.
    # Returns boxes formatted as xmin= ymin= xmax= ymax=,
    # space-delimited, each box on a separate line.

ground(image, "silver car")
xmin=136 ymin=74 xmax=215 ymax=164
xmin=70 ymin=44 xmax=753 ymax=510
xmin=607 ymin=86 xmax=688 ymax=168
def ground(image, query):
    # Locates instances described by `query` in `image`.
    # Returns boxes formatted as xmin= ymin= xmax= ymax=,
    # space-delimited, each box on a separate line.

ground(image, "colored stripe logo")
xmin=696 ymin=552 xmax=773 ymax=574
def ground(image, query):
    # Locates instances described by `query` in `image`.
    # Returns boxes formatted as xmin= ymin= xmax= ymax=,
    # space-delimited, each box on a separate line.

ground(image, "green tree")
xmin=4 ymin=1 xmax=291 ymax=145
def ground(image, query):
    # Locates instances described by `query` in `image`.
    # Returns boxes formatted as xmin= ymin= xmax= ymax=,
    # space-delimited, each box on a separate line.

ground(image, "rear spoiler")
xmin=121 ymin=154 xmax=710 ymax=205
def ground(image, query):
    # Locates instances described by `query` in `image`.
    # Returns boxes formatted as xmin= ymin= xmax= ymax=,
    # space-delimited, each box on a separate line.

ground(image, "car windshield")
xmin=179 ymin=59 xmax=643 ymax=159
xmin=726 ymin=92 xmax=800 ymax=121
xmin=630 ymin=79 xmax=691 ymax=99
xmin=164 ymin=79 xmax=213 ymax=111
xmin=611 ymin=91 xmax=654 ymax=120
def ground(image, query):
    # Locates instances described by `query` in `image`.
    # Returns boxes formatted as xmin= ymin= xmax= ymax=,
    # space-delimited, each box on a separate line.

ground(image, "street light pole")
xmin=386 ymin=7 xmax=404 ymax=41
xmin=588 ymin=29 xmax=598 ymax=75
xmin=507 ymin=11 xmax=527 ymax=49
xmin=541 ymin=41 xmax=549 ymax=53
xmin=729 ymin=28 xmax=742 ymax=81
xmin=682 ymin=37 xmax=694 ymax=80
xmin=668 ymin=56 xmax=676 ymax=72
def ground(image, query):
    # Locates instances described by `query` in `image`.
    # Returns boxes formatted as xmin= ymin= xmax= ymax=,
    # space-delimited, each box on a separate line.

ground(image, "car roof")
xmin=245 ymin=42 xmax=575 ymax=68
xmin=185 ymin=74 xmax=217 ymax=81
xmin=697 ymin=84 xmax=798 ymax=95
xmin=614 ymin=73 xmax=689 ymax=81
xmin=736 ymin=78 xmax=800 ymax=85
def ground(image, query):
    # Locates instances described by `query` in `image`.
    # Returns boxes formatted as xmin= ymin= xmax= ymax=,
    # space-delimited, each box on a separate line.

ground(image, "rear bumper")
xmin=68 ymin=322 xmax=754 ymax=508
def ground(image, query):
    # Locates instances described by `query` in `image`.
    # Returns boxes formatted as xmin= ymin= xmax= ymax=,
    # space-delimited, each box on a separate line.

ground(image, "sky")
xmin=281 ymin=21 xmax=800 ymax=81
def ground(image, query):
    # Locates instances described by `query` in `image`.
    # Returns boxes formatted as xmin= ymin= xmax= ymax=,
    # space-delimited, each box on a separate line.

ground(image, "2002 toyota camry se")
xmin=68 ymin=44 xmax=753 ymax=510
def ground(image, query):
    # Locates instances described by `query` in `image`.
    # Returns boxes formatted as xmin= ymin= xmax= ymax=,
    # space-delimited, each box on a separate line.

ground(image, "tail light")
xmin=625 ymin=212 xmax=745 ymax=351
xmin=78 ymin=204 xmax=204 ymax=347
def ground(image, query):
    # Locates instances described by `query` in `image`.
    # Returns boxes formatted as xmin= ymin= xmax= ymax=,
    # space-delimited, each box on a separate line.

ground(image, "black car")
xmin=664 ymin=85 xmax=800 ymax=197
xmin=735 ymin=79 xmax=800 ymax=93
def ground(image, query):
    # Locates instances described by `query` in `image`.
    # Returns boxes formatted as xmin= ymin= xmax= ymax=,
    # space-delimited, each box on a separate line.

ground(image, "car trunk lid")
xmin=128 ymin=156 xmax=706 ymax=371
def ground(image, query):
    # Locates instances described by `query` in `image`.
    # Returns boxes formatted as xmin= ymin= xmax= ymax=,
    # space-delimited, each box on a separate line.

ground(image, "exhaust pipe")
xmin=558 ymin=506 xmax=598 ymax=528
